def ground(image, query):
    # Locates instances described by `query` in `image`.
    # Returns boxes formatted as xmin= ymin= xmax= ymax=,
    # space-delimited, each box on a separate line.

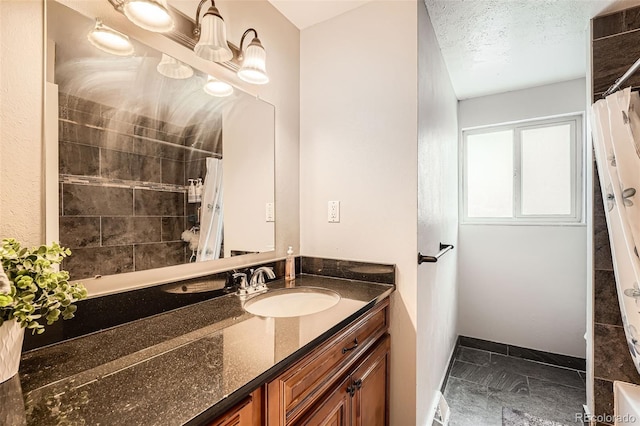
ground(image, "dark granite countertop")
xmin=0 ymin=274 xmax=394 ymax=426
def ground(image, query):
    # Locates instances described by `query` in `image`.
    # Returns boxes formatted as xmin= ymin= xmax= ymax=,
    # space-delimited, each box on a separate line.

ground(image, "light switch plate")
xmin=266 ymin=202 xmax=275 ymax=222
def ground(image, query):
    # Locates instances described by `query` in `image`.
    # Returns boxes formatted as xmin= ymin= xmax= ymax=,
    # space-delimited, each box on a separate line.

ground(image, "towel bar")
xmin=418 ymin=243 xmax=454 ymax=264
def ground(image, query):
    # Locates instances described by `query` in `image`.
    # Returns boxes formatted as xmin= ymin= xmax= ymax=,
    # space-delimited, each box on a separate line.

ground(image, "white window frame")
xmin=460 ymin=114 xmax=584 ymax=225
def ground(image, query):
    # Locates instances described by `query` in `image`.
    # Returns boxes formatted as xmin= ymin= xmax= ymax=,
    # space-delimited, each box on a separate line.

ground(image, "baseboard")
xmin=458 ymin=335 xmax=586 ymax=371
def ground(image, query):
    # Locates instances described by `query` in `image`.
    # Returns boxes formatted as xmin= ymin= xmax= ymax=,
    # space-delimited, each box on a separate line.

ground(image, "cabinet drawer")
xmin=268 ymin=299 xmax=389 ymax=424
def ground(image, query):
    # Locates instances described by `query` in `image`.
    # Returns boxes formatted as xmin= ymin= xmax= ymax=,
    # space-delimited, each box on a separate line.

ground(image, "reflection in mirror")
xmin=47 ymin=1 xmax=275 ymax=282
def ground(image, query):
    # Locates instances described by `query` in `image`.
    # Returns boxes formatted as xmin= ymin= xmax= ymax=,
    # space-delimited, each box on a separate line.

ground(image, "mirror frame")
xmin=44 ymin=0 xmax=277 ymax=298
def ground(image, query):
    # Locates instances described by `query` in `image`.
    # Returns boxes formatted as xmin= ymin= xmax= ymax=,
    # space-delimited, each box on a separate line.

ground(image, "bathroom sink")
xmin=243 ymin=287 xmax=341 ymax=318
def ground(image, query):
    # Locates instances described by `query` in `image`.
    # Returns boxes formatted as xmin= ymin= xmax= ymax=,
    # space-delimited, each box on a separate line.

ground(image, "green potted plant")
xmin=0 ymin=238 xmax=87 ymax=383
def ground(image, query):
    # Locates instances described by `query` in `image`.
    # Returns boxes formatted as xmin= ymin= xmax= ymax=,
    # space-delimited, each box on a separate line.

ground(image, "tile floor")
xmin=442 ymin=346 xmax=586 ymax=425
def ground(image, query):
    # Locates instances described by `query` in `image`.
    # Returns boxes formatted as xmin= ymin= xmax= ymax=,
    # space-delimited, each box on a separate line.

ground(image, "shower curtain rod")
xmin=603 ymin=56 xmax=640 ymax=97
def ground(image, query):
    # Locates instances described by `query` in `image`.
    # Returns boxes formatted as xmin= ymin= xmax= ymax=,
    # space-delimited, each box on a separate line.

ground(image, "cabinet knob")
xmin=346 ymin=384 xmax=355 ymax=397
xmin=354 ymin=378 xmax=362 ymax=390
xmin=341 ymin=338 xmax=359 ymax=354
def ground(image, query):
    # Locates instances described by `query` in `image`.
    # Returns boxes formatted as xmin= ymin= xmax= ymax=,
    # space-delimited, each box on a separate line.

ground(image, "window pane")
xmin=521 ymin=124 xmax=572 ymax=215
xmin=466 ymin=130 xmax=514 ymax=217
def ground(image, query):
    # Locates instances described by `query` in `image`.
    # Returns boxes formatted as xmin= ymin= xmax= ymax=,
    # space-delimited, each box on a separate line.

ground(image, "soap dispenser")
xmin=285 ymin=246 xmax=295 ymax=285
xmin=195 ymin=178 xmax=203 ymax=203
xmin=187 ymin=179 xmax=196 ymax=203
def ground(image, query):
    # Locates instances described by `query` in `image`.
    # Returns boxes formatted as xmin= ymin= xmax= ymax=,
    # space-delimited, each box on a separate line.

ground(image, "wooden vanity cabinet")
xmin=266 ymin=299 xmax=390 ymax=426
xmin=210 ymin=298 xmax=390 ymax=426
xmin=210 ymin=389 xmax=263 ymax=426
xmin=296 ymin=335 xmax=390 ymax=426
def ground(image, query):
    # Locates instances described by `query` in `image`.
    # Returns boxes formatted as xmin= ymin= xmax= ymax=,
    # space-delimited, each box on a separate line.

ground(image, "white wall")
xmin=223 ymin=97 xmax=275 ymax=256
xmin=416 ymin=2 xmax=460 ymax=425
xmin=458 ymin=79 xmax=588 ymax=357
xmin=300 ymin=5 xmax=461 ymax=423
xmin=0 ymin=1 xmax=45 ymax=247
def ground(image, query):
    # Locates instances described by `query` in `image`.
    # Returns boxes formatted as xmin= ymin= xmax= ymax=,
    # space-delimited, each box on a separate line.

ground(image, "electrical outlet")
xmin=265 ymin=202 xmax=275 ymax=222
xmin=328 ymin=201 xmax=340 ymax=223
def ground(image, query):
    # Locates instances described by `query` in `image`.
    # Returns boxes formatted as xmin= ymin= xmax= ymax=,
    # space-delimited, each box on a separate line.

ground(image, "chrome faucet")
xmin=232 ymin=267 xmax=274 ymax=297
xmin=249 ymin=266 xmax=276 ymax=291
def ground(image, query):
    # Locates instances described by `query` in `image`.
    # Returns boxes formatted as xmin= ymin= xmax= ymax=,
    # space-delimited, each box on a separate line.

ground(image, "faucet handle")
xmin=231 ymin=272 xmax=249 ymax=295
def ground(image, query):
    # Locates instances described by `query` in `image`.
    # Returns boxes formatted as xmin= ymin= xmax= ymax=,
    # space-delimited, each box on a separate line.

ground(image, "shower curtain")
xmin=196 ymin=157 xmax=224 ymax=262
xmin=592 ymin=88 xmax=640 ymax=375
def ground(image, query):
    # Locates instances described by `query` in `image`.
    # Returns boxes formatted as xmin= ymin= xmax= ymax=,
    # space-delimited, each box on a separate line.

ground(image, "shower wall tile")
xmin=594 ymin=378 xmax=614 ymax=419
xmin=101 ymin=149 xmax=161 ymax=183
xmin=594 ymin=163 xmax=605 ymax=217
xmin=62 ymin=184 xmax=133 ymax=216
xmin=135 ymin=242 xmax=185 ymax=271
xmin=59 ymin=142 xmax=99 ymax=177
xmin=132 ymin=137 xmax=184 ymax=161
xmin=57 ymin=93 xmax=208 ymax=279
xmin=59 ymin=217 xmax=101 ymax=248
xmin=163 ymin=123 xmax=184 ymax=137
xmin=592 ymin=29 xmax=640 ymax=97
xmin=66 ymin=108 xmax=104 ymax=127
xmin=594 ymin=213 xmax=613 ymax=271
xmin=161 ymin=158 xmax=185 ymax=186
xmin=186 ymin=158 xmax=207 ymax=182
xmin=76 ymin=125 xmax=107 ymax=147
xmin=99 ymin=132 xmax=135 ymax=153
xmin=134 ymin=189 xmax=184 ymax=217
xmin=593 ymin=12 xmax=624 ymax=40
xmin=162 ymin=217 xmax=185 ymax=242
xmin=593 ymin=324 xmax=640 ymax=383
xmin=163 ymin=144 xmax=188 ymax=161
xmin=63 ymin=245 xmax=134 ymax=280
xmin=102 ymin=217 xmax=162 ymax=246
xmin=59 ymin=122 xmax=103 ymax=148
xmin=593 ymin=5 xmax=640 ymax=40
xmin=594 ymin=270 xmax=623 ymax=326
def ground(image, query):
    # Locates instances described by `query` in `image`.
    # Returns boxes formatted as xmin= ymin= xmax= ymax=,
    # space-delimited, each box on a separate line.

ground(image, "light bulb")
xmin=204 ymin=76 xmax=233 ymax=97
xmin=87 ymin=20 xmax=135 ymax=56
xmin=123 ymin=0 xmax=174 ymax=33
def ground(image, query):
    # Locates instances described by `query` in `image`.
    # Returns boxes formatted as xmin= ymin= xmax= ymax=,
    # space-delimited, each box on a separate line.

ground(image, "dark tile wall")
xmin=592 ymin=9 xmax=640 ymax=423
xmin=58 ymin=93 xmax=221 ymax=280
xmin=593 ymin=5 xmax=640 ymax=99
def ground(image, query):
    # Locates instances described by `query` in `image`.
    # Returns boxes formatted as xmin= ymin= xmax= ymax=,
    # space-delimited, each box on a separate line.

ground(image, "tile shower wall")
xmin=58 ymin=93 xmax=221 ymax=280
xmin=592 ymin=8 xmax=640 ymax=423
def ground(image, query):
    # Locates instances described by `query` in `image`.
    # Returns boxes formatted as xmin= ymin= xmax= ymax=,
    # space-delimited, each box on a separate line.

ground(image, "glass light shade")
xmin=237 ymin=38 xmax=269 ymax=84
xmin=203 ymin=76 xmax=233 ymax=97
xmin=157 ymin=54 xmax=194 ymax=79
xmin=123 ymin=0 xmax=174 ymax=33
xmin=194 ymin=8 xmax=233 ymax=63
xmin=87 ymin=21 xmax=135 ymax=56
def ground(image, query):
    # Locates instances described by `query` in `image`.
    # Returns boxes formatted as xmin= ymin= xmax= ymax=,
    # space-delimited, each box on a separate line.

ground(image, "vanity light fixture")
xmin=110 ymin=0 xmax=174 ymax=33
xmin=237 ymin=28 xmax=269 ymax=85
xmin=157 ymin=54 xmax=194 ymax=79
xmin=193 ymin=0 xmax=233 ymax=63
xmin=87 ymin=19 xmax=135 ymax=56
xmin=203 ymin=75 xmax=234 ymax=97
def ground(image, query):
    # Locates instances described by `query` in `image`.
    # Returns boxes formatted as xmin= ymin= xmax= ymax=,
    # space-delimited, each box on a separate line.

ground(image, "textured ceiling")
xmin=175 ymin=0 xmax=638 ymax=100
xmin=424 ymin=0 xmax=618 ymax=99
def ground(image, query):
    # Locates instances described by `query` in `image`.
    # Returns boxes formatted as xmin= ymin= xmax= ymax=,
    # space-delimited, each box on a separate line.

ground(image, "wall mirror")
xmin=45 ymin=1 xmax=275 ymax=294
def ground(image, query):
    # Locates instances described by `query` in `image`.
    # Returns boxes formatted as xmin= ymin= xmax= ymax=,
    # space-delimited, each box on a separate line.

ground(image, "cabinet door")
xmin=292 ymin=376 xmax=351 ymax=426
xmin=210 ymin=389 xmax=262 ymax=426
xmin=351 ymin=334 xmax=390 ymax=426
